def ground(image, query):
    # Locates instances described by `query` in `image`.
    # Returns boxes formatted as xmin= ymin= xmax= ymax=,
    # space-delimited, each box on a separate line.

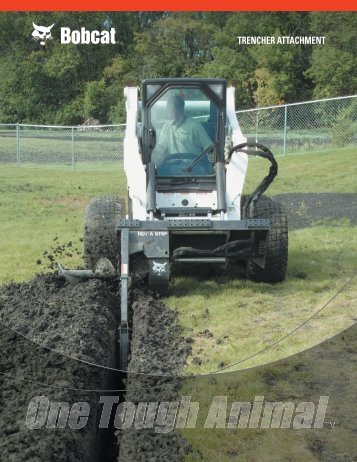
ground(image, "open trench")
xmin=0 ymin=273 xmax=192 ymax=462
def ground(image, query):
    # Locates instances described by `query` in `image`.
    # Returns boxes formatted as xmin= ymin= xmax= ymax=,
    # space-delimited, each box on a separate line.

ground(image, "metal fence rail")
xmin=0 ymin=95 xmax=356 ymax=169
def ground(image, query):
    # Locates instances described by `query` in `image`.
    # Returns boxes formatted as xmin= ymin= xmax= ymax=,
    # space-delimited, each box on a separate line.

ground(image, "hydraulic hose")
xmin=226 ymin=142 xmax=278 ymax=218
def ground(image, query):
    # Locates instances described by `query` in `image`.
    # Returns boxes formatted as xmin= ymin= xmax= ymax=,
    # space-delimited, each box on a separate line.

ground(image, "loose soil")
xmin=117 ymin=287 xmax=193 ymax=461
xmin=0 ymin=275 xmax=119 ymax=462
xmin=0 ymin=275 xmax=192 ymax=461
xmin=273 ymin=193 xmax=357 ymax=229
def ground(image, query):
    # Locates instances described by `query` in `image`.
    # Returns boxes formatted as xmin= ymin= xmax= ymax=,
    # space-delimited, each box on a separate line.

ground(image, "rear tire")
xmin=244 ymin=195 xmax=288 ymax=283
xmin=83 ymin=196 xmax=125 ymax=270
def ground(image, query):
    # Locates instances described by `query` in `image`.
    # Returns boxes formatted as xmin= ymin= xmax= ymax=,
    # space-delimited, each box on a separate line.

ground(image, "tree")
xmin=133 ymin=14 xmax=216 ymax=79
xmin=306 ymin=13 xmax=357 ymax=98
xmin=0 ymin=12 xmax=354 ymax=124
xmin=201 ymin=12 xmax=312 ymax=108
xmin=83 ymin=81 xmax=111 ymax=123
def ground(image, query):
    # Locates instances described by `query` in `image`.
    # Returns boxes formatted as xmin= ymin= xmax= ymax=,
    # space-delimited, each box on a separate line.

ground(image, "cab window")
xmin=150 ymin=87 xmax=218 ymax=177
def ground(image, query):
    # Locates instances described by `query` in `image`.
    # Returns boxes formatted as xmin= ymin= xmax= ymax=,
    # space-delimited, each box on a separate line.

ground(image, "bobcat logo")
xmin=32 ymin=23 xmax=55 ymax=46
xmin=152 ymin=261 xmax=167 ymax=276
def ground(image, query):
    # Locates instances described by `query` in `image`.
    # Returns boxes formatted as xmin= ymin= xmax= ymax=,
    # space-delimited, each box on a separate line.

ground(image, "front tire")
xmin=244 ymin=195 xmax=288 ymax=283
xmin=83 ymin=196 xmax=125 ymax=270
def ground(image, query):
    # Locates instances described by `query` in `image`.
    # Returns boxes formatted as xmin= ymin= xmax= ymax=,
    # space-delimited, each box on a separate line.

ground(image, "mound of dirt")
xmin=118 ymin=288 xmax=193 ymax=462
xmin=0 ymin=273 xmax=194 ymax=461
xmin=0 ymin=274 xmax=119 ymax=364
xmin=0 ymin=274 xmax=119 ymax=462
xmin=273 ymin=193 xmax=357 ymax=230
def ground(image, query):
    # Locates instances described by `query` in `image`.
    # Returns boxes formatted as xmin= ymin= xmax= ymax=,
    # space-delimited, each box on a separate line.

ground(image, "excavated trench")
xmin=0 ymin=273 xmax=192 ymax=461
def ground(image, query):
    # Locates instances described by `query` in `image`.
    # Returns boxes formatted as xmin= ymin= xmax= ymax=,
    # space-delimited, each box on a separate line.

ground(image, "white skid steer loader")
xmin=59 ymin=78 xmax=288 ymax=371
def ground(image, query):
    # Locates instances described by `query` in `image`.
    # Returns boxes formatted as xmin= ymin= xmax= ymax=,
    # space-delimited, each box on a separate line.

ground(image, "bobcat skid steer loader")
xmin=59 ymin=78 xmax=288 ymax=371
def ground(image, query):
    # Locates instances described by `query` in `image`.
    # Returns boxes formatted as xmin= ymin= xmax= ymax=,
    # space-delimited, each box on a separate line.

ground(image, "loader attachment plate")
xmin=117 ymin=218 xmax=270 ymax=230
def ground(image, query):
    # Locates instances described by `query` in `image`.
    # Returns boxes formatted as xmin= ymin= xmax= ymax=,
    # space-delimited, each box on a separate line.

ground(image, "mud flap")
xmin=148 ymin=258 xmax=170 ymax=293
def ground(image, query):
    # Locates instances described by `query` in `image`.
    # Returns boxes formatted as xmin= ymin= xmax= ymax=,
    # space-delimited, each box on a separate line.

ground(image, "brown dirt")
xmin=117 ymin=286 xmax=193 ymax=461
xmin=273 ymin=193 xmax=357 ymax=229
xmin=0 ymin=274 xmax=193 ymax=461
xmin=0 ymin=274 xmax=119 ymax=462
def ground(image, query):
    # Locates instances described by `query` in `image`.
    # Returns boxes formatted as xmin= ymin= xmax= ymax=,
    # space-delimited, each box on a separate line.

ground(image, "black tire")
xmin=83 ymin=196 xmax=125 ymax=270
xmin=244 ymin=195 xmax=288 ymax=283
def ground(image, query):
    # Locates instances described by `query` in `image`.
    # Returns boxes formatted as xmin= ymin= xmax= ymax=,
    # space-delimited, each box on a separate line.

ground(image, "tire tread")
xmin=83 ymin=195 xmax=125 ymax=269
xmin=244 ymin=195 xmax=288 ymax=283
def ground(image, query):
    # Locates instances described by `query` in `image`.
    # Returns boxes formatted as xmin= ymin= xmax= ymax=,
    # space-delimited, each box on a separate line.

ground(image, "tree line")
xmin=0 ymin=12 xmax=355 ymax=124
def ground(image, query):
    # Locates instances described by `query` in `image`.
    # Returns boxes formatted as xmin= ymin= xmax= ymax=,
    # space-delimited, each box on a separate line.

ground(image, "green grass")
xmin=180 ymin=326 xmax=357 ymax=461
xmin=0 ymin=166 xmax=126 ymax=283
xmin=244 ymin=147 xmax=357 ymax=195
xmin=167 ymin=223 xmax=356 ymax=374
xmin=171 ymin=147 xmax=356 ymax=460
xmin=0 ymin=147 xmax=354 ymax=285
xmin=0 ymin=149 xmax=355 ymax=360
xmin=166 ymin=147 xmax=357 ymax=374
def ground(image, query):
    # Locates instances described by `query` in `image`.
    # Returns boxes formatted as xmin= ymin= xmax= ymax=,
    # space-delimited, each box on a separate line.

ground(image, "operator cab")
xmin=141 ymin=79 xmax=227 ymax=195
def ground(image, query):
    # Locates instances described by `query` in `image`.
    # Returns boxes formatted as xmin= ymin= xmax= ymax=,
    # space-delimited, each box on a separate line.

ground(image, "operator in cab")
xmin=152 ymin=94 xmax=212 ymax=170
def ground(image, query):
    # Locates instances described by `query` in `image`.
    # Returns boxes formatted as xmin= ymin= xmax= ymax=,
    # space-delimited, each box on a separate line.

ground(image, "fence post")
xmin=255 ymin=112 xmax=259 ymax=144
xmin=283 ymin=105 xmax=288 ymax=156
xmin=71 ymin=127 xmax=75 ymax=170
xmin=16 ymin=123 xmax=20 ymax=167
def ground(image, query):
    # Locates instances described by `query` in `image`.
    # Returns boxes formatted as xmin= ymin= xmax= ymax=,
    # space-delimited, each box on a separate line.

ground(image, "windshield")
xmin=150 ymin=87 xmax=218 ymax=177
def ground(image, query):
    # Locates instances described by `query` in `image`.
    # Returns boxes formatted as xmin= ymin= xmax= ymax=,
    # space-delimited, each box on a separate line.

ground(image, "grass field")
xmin=0 ymin=166 xmax=126 ymax=283
xmin=0 ymin=147 xmax=355 ymax=368
xmin=0 ymin=147 xmax=354 ymax=282
xmin=1 ymin=147 xmax=356 ymax=460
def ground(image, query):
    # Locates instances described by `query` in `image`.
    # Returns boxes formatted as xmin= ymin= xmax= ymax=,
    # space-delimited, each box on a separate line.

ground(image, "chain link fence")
xmin=237 ymin=95 xmax=357 ymax=156
xmin=0 ymin=123 xmax=125 ymax=169
xmin=0 ymin=95 xmax=356 ymax=169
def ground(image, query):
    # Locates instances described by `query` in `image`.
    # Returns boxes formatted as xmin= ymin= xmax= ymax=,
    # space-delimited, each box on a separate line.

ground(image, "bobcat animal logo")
xmin=32 ymin=23 xmax=55 ymax=46
xmin=152 ymin=261 xmax=167 ymax=276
